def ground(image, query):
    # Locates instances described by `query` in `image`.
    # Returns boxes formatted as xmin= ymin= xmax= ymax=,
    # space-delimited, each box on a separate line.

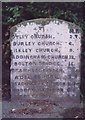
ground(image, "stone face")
xmin=10 ymin=18 xmax=81 ymax=102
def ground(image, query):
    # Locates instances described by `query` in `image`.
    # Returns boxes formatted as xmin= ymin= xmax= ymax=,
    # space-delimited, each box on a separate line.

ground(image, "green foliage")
xmin=2 ymin=3 xmax=84 ymax=26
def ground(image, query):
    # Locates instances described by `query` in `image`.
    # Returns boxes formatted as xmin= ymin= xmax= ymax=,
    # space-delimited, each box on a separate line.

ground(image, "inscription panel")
xmin=10 ymin=19 xmax=81 ymax=101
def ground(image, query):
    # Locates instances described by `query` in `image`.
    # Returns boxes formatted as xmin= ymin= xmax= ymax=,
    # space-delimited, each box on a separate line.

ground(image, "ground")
xmin=2 ymin=99 xmax=85 ymax=118
xmin=2 ymin=83 xmax=85 ymax=118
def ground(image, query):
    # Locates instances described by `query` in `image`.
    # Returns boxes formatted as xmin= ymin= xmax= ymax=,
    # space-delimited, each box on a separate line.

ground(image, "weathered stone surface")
xmin=10 ymin=18 xmax=81 ymax=103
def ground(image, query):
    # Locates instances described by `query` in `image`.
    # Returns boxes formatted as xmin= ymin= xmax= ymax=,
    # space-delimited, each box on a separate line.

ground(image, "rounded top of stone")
xmin=10 ymin=18 xmax=82 ymax=34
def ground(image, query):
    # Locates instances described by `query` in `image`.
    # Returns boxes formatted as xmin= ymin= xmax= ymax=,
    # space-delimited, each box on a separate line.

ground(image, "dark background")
xmin=2 ymin=2 xmax=85 ymax=101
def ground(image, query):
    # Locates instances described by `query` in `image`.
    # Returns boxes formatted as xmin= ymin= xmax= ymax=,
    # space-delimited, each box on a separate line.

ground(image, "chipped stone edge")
xmin=10 ymin=18 xmax=83 ymax=39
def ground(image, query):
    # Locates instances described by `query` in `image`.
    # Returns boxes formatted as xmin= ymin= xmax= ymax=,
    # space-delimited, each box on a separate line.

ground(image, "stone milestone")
xmin=10 ymin=18 xmax=81 ymax=103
